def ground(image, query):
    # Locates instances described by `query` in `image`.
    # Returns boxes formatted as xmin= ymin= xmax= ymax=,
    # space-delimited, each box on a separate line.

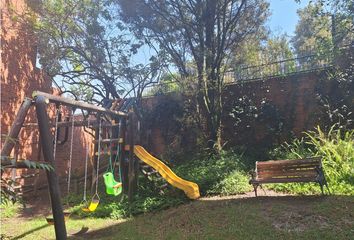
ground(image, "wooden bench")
xmin=249 ymin=157 xmax=330 ymax=196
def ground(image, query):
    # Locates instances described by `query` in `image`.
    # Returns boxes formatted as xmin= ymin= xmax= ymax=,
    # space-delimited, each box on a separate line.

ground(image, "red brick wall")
xmin=1 ymin=1 xmax=94 ymax=189
xmin=142 ymin=71 xmax=328 ymax=158
xmin=1 ymin=0 xmax=49 ymax=184
xmin=222 ymin=71 xmax=325 ymax=147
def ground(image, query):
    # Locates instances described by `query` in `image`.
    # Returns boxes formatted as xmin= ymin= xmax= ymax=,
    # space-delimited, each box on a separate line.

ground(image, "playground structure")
xmin=0 ymin=90 xmax=200 ymax=240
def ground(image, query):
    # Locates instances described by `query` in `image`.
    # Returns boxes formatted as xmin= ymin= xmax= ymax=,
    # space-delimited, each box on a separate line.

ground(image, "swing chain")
xmin=83 ymin=117 xmax=90 ymax=202
xmin=67 ymin=108 xmax=75 ymax=194
xmin=95 ymin=116 xmax=102 ymax=195
xmin=53 ymin=105 xmax=60 ymax=160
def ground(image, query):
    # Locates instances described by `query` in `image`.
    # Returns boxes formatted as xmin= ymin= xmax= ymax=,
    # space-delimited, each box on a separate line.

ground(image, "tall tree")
xmin=292 ymin=0 xmax=353 ymax=56
xmin=118 ymin=0 xmax=269 ymax=150
xmin=29 ymin=0 xmax=163 ymax=109
xmin=294 ymin=0 xmax=354 ymax=129
xmin=292 ymin=2 xmax=332 ymax=57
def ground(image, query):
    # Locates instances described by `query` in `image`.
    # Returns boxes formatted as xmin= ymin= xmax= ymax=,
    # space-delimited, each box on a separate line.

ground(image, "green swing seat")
xmin=103 ymin=172 xmax=122 ymax=196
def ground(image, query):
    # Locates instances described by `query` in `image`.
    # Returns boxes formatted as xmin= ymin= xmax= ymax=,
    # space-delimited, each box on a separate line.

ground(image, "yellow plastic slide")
xmin=134 ymin=145 xmax=200 ymax=199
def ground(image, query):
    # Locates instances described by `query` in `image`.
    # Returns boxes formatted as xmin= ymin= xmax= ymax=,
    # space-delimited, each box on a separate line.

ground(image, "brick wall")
xmin=142 ymin=71 xmax=329 ymax=159
xmin=222 ymin=71 xmax=326 ymax=147
xmin=0 ymin=0 xmax=94 ymax=190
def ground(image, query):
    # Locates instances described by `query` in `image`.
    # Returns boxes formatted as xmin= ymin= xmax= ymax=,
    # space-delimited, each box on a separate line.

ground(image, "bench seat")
xmin=249 ymin=157 xmax=329 ymax=196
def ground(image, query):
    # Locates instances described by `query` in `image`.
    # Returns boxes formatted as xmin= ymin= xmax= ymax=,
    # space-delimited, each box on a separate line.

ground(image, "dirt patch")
xmin=257 ymin=195 xmax=354 ymax=233
xmin=199 ymin=189 xmax=290 ymax=201
xmin=271 ymin=211 xmax=330 ymax=232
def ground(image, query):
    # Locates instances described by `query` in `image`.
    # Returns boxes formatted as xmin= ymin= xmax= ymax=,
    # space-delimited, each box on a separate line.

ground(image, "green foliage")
xmin=209 ymin=170 xmax=252 ymax=196
xmin=292 ymin=0 xmax=353 ymax=59
xmin=32 ymin=0 xmax=162 ymax=102
xmin=1 ymin=157 xmax=54 ymax=204
xmin=69 ymin=175 xmax=186 ymax=219
xmin=67 ymin=150 xmax=251 ymax=219
xmin=306 ymin=126 xmax=353 ymax=187
xmin=226 ymin=96 xmax=284 ymax=149
xmin=174 ymin=150 xmax=251 ymax=196
xmin=24 ymin=160 xmax=54 ymax=171
xmin=269 ymin=125 xmax=354 ymax=195
xmin=68 ymin=80 xmax=94 ymax=102
xmin=0 ymin=201 xmax=21 ymax=218
xmin=146 ymin=73 xmax=181 ymax=96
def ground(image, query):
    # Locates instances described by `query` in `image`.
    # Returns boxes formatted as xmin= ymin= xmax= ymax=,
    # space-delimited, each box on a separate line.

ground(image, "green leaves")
xmin=174 ymin=150 xmax=249 ymax=196
xmin=0 ymin=157 xmax=54 ymax=171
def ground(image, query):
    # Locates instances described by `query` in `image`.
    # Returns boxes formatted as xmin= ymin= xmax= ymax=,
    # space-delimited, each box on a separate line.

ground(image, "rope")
xmin=67 ymin=109 xmax=75 ymax=194
xmin=115 ymin=144 xmax=122 ymax=182
xmin=107 ymin=128 xmax=113 ymax=173
xmin=105 ymin=124 xmax=121 ymax=181
xmin=95 ymin=117 xmax=102 ymax=195
xmin=53 ymin=106 xmax=60 ymax=160
xmin=83 ymin=117 xmax=90 ymax=202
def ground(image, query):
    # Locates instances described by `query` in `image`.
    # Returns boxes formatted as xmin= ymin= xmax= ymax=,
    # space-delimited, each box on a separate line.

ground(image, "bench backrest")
xmin=255 ymin=157 xmax=322 ymax=183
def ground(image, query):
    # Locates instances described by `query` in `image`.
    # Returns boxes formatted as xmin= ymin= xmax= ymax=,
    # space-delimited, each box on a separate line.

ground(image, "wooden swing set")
xmin=0 ymin=91 xmax=140 ymax=240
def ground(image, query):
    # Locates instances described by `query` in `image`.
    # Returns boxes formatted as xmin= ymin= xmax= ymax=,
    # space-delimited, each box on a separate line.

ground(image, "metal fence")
xmin=226 ymin=53 xmax=333 ymax=82
xmin=142 ymin=45 xmax=354 ymax=96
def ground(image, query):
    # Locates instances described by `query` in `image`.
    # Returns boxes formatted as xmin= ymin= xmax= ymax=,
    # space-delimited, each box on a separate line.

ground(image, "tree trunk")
xmin=203 ymin=100 xmax=222 ymax=151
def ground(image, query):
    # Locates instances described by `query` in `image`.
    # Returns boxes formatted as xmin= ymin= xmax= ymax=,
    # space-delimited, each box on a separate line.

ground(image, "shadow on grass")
xmin=11 ymin=224 xmax=49 ymax=240
xmin=66 ymin=195 xmax=354 ymax=240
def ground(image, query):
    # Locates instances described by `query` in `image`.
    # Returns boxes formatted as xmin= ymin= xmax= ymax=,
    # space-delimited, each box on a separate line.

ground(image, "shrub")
xmin=68 ymin=149 xmax=252 ymax=219
xmin=69 ymin=175 xmax=187 ymax=219
xmin=0 ymin=201 xmax=21 ymax=218
xmin=174 ymin=150 xmax=251 ymax=195
xmin=208 ymin=170 xmax=252 ymax=195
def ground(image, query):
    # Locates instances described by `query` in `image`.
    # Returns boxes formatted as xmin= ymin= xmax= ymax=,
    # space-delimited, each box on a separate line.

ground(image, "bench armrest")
xmin=249 ymin=170 xmax=256 ymax=180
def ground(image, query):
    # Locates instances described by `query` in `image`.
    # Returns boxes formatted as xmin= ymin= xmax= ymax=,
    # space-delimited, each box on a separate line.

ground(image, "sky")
xmin=268 ymin=0 xmax=310 ymax=37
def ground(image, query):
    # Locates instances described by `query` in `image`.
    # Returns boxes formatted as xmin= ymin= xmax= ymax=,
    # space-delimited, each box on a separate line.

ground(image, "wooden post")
xmin=1 ymin=98 xmax=32 ymax=158
xmin=134 ymin=116 xmax=140 ymax=192
xmin=128 ymin=111 xmax=136 ymax=201
xmin=119 ymin=118 xmax=128 ymax=194
xmin=35 ymin=96 xmax=67 ymax=240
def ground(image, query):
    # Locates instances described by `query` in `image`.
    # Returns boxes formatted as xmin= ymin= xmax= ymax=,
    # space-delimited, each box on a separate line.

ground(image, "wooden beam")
xmin=23 ymin=120 xmax=117 ymax=128
xmin=92 ymin=138 xmax=123 ymax=144
xmin=32 ymin=91 xmax=127 ymax=117
xmin=35 ymin=96 xmax=67 ymax=240
xmin=1 ymin=98 xmax=32 ymax=158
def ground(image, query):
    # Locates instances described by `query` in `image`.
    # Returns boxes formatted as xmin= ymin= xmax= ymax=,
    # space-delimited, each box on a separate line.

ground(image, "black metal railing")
xmin=227 ymin=53 xmax=333 ymax=82
xmin=142 ymin=44 xmax=354 ymax=96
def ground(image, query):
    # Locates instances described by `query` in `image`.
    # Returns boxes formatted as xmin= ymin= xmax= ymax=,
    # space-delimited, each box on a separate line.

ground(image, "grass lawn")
xmin=1 ymin=195 xmax=353 ymax=240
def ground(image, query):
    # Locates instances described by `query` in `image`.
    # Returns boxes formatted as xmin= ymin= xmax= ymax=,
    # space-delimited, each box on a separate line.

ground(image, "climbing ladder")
xmin=11 ymin=171 xmax=40 ymax=196
xmin=139 ymin=161 xmax=169 ymax=192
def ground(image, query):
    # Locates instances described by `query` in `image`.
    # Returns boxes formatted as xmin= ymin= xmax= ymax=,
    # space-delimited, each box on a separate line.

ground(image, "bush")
xmin=0 ymin=201 xmax=21 ymax=218
xmin=174 ymin=150 xmax=251 ymax=195
xmin=208 ymin=170 xmax=252 ymax=195
xmin=68 ymin=149 xmax=252 ymax=220
xmin=69 ymin=175 xmax=187 ymax=219
xmin=269 ymin=125 xmax=354 ymax=195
